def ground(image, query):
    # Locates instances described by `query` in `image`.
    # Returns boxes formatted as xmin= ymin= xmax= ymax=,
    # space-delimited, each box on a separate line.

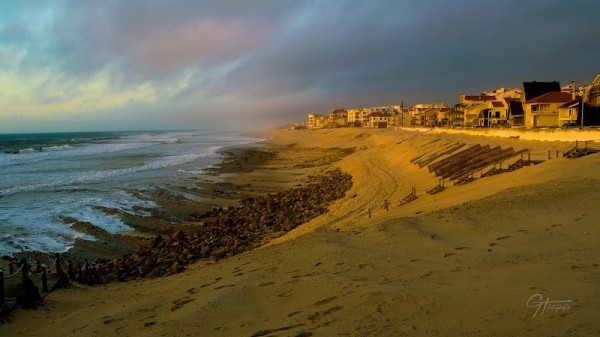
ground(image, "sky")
xmin=0 ymin=0 xmax=599 ymax=133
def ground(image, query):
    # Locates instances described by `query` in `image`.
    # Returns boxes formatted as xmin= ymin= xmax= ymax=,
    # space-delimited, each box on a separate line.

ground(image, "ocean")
xmin=0 ymin=130 xmax=261 ymax=257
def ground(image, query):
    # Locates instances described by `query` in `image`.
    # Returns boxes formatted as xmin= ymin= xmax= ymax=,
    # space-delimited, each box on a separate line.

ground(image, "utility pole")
xmin=401 ymin=100 xmax=404 ymax=127
xmin=581 ymin=99 xmax=585 ymax=129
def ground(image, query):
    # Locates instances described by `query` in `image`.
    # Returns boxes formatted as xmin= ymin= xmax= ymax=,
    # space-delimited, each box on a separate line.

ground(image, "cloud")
xmin=1 ymin=0 xmax=599 ymax=133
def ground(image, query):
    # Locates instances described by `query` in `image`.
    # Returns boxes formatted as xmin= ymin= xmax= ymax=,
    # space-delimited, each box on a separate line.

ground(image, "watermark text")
xmin=527 ymin=294 xmax=572 ymax=318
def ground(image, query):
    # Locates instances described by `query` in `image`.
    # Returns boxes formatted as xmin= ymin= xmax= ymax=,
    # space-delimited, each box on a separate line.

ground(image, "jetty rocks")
xmin=94 ymin=169 xmax=352 ymax=282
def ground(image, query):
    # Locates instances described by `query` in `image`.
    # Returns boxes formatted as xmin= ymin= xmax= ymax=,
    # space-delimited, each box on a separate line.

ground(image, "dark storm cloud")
xmin=14 ymin=0 xmax=600 ymax=99
xmin=212 ymin=0 xmax=600 ymax=108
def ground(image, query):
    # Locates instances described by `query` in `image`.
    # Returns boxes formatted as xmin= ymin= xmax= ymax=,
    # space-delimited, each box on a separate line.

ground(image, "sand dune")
xmin=2 ymin=128 xmax=599 ymax=336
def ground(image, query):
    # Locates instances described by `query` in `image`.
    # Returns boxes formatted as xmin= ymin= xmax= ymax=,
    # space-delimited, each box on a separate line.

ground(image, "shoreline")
xmin=1 ymin=137 xmax=356 ymax=279
xmin=2 ymin=128 xmax=599 ymax=336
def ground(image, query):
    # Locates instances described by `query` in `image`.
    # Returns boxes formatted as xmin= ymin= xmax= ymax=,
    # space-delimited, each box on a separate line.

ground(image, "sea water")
xmin=0 ymin=130 xmax=260 ymax=256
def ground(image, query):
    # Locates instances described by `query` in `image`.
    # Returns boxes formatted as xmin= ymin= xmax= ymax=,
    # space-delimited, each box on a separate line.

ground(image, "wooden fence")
xmin=1 ymin=253 xmax=69 ymax=316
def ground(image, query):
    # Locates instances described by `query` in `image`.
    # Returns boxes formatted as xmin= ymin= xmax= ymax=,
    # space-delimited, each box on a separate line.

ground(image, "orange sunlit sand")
xmin=2 ymin=128 xmax=599 ymax=336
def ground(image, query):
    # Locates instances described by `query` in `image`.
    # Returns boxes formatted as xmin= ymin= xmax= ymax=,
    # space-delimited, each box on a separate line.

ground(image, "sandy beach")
xmin=1 ymin=127 xmax=599 ymax=336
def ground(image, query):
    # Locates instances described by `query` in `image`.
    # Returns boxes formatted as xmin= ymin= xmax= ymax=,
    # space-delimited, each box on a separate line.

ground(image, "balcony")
xmin=531 ymin=110 xmax=557 ymax=116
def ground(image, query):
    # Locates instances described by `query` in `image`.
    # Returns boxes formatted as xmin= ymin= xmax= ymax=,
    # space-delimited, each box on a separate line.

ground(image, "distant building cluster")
xmin=296 ymin=73 xmax=600 ymax=130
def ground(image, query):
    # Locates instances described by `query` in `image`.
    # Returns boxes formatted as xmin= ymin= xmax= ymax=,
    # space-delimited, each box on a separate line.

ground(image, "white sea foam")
xmin=0 ymin=130 xmax=262 ymax=256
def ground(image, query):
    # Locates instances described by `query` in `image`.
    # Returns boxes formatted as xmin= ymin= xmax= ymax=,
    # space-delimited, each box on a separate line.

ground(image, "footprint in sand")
xmin=102 ymin=316 xmax=123 ymax=324
xmin=199 ymin=281 xmax=218 ymax=288
xmin=496 ymin=235 xmax=511 ymax=240
xmin=278 ymin=289 xmax=294 ymax=297
xmin=314 ymin=296 xmax=338 ymax=306
xmin=249 ymin=324 xmax=306 ymax=337
xmin=294 ymin=332 xmax=313 ymax=337
xmin=454 ymin=246 xmax=471 ymax=250
xmin=171 ymin=297 xmax=195 ymax=311
xmin=358 ymin=263 xmax=375 ymax=270
xmin=420 ymin=271 xmax=435 ymax=279
xmin=443 ymin=253 xmax=456 ymax=258
xmin=307 ymin=306 xmax=343 ymax=323
xmin=258 ymin=281 xmax=276 ymax=287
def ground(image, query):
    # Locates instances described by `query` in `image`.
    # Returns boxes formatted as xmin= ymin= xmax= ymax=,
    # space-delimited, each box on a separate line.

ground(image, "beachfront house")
xmin=458 ymin=95 xmax=495 ymax=127
xmin=369 ymin=112 xmax=391 ymax=128
xmin=487 ymin=101 xmax=509 ymax=127
xmin=347 ymin=108 xmax=366 ymax=127
xmin=558 ymin=99 xmax=581 ymax=126
xmin=584 ymin=73 xmax=600 ymax=107
xmin=420 ymin=107 xmax=454 ymax=127
xmin=327 ymin=109 xmax=348 ymax=128
xmin=484 ymin=87 xmax=523 ymax=101
xmin=409 ymin=103 xmax=447 ymax=127
xmin=506 ymin=98 xmax=525 ymax=127
xmin=435 ymin=107 xmax=454 ymax=126
xmin=523 ymin=91 xmax=573 ymax=128
xmin=307 ymin=113 xmax=326 ymax=128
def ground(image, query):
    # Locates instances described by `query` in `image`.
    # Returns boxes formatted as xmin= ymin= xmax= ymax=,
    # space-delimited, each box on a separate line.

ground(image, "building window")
xmin=532 ymin=104 xmax=550 ymax=112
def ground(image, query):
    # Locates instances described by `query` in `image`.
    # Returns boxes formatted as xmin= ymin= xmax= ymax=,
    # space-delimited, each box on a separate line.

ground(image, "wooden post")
xmin=42 ymin=266 xmax=48 ymax=292
xmin=55 ymin=253 xmax=62 ymax=277
xmin=21 ymin=259 xmax=36 ymax=308
xmin=20 ymin=258 xmax=41 ymax=307
xmin=21 ymin=258 xmax=28 ymax=286
xmin=68 ymin=261 xmax=76 ymax=280
xmin=576 ymin=140 xmax=579 ymax=149
xmin=528 ymin=151 xmax=531 ymax=163
xmin=55 ymin=253 xmax=69 ymax=288
xmin=9 ymin=262 xmax=14 ymax=275
xmin=0 ymin=269 xmax=5 ymax=307
xmin=556 ymin=150 xmax=559 ymax=158
xmin=548 ymin=150 xmax=551 ymax=160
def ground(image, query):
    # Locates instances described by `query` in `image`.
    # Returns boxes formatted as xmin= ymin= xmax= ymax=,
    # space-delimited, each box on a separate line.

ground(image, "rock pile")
xmin=93 ymin=169 xmax=352 ymax=282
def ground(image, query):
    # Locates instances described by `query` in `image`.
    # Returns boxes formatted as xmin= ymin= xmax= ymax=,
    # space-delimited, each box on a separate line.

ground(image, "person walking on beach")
xmin=383 ymin=199 xmax=389 ymax=211
xmin=368 ymin=207 xmax=372 ymax=218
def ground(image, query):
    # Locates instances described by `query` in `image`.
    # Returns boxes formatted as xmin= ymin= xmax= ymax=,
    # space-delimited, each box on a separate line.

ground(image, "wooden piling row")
xmin=1 ymin=254 xmax=69 ymax=316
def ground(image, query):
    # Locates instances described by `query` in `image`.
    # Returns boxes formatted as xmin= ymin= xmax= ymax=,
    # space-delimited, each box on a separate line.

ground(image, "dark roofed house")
xmin=522 ymin=81 xmax=561 ymax=101
xmin=507 ymin=99 xmax=525 ymax=126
